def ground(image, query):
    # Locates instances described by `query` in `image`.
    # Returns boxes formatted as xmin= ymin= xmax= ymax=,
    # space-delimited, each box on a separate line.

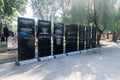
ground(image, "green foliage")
xmin=95 ymin=0 xmax=116 ymax=30
xmin=62 ymin=0 xmax=88 ymax=25
xmin=111 ymin=10 xmax=120 ymax=33
xmin=0 ymin=0 xmax=28 ymax=34
xmin=31 ymin=0 xmax=71 ymax=21
xmin=0 ymin=0 xmax=4 ymax=18
xmin=62 ymin=0 xmax=117 ymax=28
xmin=31 ymin=0 xmax=61 ymax=20
xmin=0 ymin=0 xmax=28 ymax=21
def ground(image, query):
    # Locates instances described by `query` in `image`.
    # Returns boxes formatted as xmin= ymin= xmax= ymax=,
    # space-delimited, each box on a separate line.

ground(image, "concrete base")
xmin=54 ymin=54 xmax=66 ymax=58
xmin=67 ymin=51 xmax=80 ymax=56
xmin=16 ymin=59 xmax=38 ymax=66
xmin=39 ymin=56 xmax=54 ymax=62
xmin=93 ymin=48 xmax=99 ymax=50
xmin=80 ymin=50 xmax=88 ymax=53
xmin=87 ymin=48 xmax=94 ymax=51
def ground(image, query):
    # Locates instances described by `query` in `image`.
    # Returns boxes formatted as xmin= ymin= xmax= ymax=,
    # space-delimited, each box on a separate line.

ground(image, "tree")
xmin=0 ymin=0 xmax=28 ymax=35
xmin=31 ymin=0 xmax=71 ymax=21
xmin=111 ymin=0 xmax=120 ymax=42
xmin=93 ymin=0 xmax=116 ymax=45
xmin=61 ymin=0 xmax=93 ymax=25
xmin=31 ymin=0 xmax=59 ymax=20
xmin=61 ymin=0 xmax=116 ymax=45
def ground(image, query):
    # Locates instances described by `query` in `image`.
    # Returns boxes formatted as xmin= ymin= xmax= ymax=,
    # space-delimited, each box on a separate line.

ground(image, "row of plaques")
xmin=18 ymin=17 xmax=97 ymax=61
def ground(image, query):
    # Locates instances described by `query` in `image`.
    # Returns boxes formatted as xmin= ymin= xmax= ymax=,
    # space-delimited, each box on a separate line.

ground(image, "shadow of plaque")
xmin=79 ymin=26 xmax=85 ymax=50
xmin=37 ymin=20 xmax=51 ymax=57
xmin=18 ymin=17 xmax=35 ymax=61
xmin=53 ymin=23 xmax=64 ymax=55
xmin=65 ymin=24 xmax=78 ymax=52
xmin=92 ymin=27 xmax=97 ymax=48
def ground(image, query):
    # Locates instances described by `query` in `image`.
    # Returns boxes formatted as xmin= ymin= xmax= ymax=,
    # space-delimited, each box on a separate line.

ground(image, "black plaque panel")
xmin=86 ymin=27 xmax=92 ymax=49
xmin=79 ymin=26 xmax=85 ymax=50
xmin=53 ymin=23 xmax=64 ymax=55
xmin=37 ymin=20 xmax=51 ymax=57
xmin=66 ymin=42 xmax=77 ymax=52
xmin=79 ymin=41 xmax=84 ymax=50
xmin=92 ymin=27 xmax=97 ymax=48
xmin=18 ymin=17 xmax=35 ymax=61
xmin=65 ymin=24 xmax=78 ymax=52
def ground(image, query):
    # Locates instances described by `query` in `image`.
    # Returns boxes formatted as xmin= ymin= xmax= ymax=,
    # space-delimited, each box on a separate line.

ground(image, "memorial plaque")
xmin=37 ymin=20 xmax=51 ymax=57
xmin=92 ymin=27 xmax=97 ymax=48
xmin=86 ymin=27 xmax=91 ymax=49
xmin=65 ymin=24 xmax=78 ymax=52
xmin=53 ymin=23 xmax=64 ymax=55
xmin=79 ymin=26 xmax=85 ymax=50
xmin=18 ymin=17 xmax=35 ymax=61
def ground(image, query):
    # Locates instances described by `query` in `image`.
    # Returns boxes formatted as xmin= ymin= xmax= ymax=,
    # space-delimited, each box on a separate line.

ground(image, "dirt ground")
xmin=0 ymin=46 xmax=17 ymax=63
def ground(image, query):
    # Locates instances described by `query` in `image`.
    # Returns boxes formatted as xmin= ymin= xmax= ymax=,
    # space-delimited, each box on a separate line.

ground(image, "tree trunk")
xmin=112 ymin=32 xmax=118 ymax=42
xmin=97 ymin=30 xmax=103 ymax=46
xmin=93 ymin=0 xmax=105 ymax=46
